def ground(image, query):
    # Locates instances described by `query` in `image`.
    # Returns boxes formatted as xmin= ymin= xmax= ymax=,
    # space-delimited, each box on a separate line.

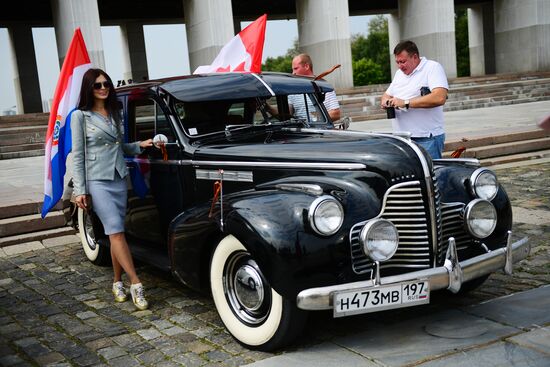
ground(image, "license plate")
xmin=333 ymin=280 xmax=430 ymax=317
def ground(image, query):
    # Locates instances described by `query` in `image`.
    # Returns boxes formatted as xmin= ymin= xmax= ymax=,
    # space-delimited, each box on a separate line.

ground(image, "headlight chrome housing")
xmin=464 ymin=199 xmax=497 ymax=239
xmin=470 ymin=168 xmax=498 ymax=201
xmin=359 ymin=219 xmax=399 ymax=262
xmin=308 ymin=196 xmax=344 ymax=236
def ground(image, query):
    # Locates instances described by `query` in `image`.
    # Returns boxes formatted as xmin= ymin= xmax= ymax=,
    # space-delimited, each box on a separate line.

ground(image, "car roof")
xmin=118 ymin=72 xmax=335 ymax=102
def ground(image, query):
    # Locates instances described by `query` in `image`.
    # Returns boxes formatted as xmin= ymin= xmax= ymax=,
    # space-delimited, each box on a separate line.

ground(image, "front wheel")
xmin=210 ymin=235 xmax=307 ymax=351
xmin=78 ymin=208 xmax=110 ymax=265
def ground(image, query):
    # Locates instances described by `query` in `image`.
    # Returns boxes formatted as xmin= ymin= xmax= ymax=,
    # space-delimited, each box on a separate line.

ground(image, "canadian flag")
xmin=193 ymin=14 xmax=267 ymax=74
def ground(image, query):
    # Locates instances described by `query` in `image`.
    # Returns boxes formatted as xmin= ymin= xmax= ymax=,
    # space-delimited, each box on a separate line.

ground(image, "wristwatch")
xmin=404 ymin=99 xmax=410 ymax=110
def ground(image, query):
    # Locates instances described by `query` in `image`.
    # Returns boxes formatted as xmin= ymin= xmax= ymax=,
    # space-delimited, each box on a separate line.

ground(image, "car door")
xmin=124 ymin=94 xmax=185 ymax=252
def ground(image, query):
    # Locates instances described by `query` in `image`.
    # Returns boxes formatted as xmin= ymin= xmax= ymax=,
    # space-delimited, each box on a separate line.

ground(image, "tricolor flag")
xmin=193 ymin=14 xmax=267 ymax=74
xmin=41 ymin=28 xmax=92 ymax=218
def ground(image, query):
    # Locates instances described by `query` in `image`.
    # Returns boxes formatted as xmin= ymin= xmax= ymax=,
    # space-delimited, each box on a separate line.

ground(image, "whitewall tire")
xmin=210 ymin=235 xmax=306 ymax=351
xmin=78 ymin=208 xmax=110 ymax=265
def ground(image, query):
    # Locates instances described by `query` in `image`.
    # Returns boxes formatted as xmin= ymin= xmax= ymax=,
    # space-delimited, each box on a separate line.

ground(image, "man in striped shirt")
xmin=290 ymin=54 xmax=341 ymax=122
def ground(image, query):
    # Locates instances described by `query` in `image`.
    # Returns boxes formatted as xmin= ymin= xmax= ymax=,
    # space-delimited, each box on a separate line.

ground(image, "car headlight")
xmin=308 ymin=196 xmax=344 ymax=236
xmin=470 ymin=168 xmax=498 ymax=201
xmin=359 ymin=219 xmax=399 ymax=262
xmin=464 ymin=199 xmax=497 ymax=238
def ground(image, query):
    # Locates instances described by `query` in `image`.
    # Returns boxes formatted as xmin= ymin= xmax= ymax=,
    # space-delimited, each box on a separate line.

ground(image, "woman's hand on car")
xmin=140 ymin=139 xmax=153 ymax=148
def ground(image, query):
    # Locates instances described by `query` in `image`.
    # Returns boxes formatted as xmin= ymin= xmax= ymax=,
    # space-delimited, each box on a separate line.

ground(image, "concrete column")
xmin=51 ymin=0 xmax=105 ymax=69
xmin=493 ymin=0 xmax=550 ymax=73
xmin=120 ymin=22 xmax=149 ymax=82
xmin=184 ymin=0 xmax=234 ymax=73
xmin=296 ymin=0 xmax=353 ymax=89
xmin=8 ymin=26 xmax=42 ymax=113
xmin=397 ymin=0 xmax=457 ymax=78
xmin=388 ymin=12 xmax=400 ymax=79
xmin=467 ymin=3 xmax=495 ymax=76
xmin=468 ymin=6 xmax=485 ymax=76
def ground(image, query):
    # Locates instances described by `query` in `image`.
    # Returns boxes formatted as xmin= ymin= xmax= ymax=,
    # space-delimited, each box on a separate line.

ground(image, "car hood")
xmin=193 ymin=129 xmax=431 ymax=181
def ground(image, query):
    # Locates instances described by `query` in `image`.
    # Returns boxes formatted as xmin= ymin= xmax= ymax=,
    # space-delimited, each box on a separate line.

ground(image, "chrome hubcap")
xmin=234 ymin=264 xmax=264 ymax=311
xmin=224 ymin=251 xmax=271 ymax=325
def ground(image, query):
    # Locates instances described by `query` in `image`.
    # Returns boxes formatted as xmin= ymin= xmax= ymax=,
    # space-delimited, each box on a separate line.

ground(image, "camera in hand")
xmin=420 ymin=87 xmax=431 ymax=96
xmin=385 ymin=100 xmax=396 ymax=119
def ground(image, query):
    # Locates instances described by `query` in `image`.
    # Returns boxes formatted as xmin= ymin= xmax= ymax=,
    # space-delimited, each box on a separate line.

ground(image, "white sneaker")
xmin=112 ymin=281 xmax=127 ymax=303
xmin=130 ymin=283 xmax=149 ymax=310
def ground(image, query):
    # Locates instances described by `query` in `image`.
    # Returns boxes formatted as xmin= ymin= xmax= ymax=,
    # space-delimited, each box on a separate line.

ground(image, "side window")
xmin=129 ymin=99 xmax=175 ymax=142
xmin=287 ymin=93 xmax=327 ymax=123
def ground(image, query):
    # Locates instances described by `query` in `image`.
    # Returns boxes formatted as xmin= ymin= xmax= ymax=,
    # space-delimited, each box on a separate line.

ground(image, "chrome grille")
xmin=440 ymin=202 xmax=473 ymax=255
xmin=350 ymin=181 xmax=432 ymax=275
xmin=432 ymin=173 xmax=443 ymax=265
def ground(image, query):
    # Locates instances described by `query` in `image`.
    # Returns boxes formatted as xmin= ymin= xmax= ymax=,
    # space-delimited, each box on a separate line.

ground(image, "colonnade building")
xmin=1 ymin=0 xmax=549 ymax=114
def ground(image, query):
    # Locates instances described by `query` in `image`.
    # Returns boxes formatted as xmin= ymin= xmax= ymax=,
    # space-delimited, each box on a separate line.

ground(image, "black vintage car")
xmin=71 ymin=72 xmax=530 ymax=351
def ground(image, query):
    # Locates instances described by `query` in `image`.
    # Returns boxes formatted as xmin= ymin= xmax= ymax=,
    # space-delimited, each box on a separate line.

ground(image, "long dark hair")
xmin=77 ymin=68 xmax=120 ymax=123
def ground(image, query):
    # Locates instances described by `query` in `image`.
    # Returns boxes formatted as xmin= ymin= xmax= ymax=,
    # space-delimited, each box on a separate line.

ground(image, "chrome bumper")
xmin=296 ymin=232 xmax=530 ymax=311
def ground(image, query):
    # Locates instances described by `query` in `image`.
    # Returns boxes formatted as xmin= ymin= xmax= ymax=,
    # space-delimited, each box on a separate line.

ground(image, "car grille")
xmin=350 ymin=177 xmax=474 ymax=275
xmin=350 ymin=181 xmax=432 ymax=275
xmin=440 ymin=202 xmax=474 ymax=256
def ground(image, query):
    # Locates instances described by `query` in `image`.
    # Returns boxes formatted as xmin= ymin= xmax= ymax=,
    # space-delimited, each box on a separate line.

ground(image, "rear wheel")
xmin=78 ymin=208 xmax=110 ymax=265
xmin=210 ymin=235 xmax=307 ymax=351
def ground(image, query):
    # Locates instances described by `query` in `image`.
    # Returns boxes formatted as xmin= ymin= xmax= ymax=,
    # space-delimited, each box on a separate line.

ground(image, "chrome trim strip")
xmin=251 ymin=73 xmax=275 ymax=96
xmin=275 ymin=183 xmax=323 ymax=196
xmin=196 ymin=169 xmax=253 ymax=182
xmin=129 ymin=158 xmax=366 ymax=170
xmin=297 ymin=235 xmax=529 ymax=311
xmin=127 ymin=157 xmax=183 ymax=165
xmin=434 ymin=158 xmax=480 ymax=166
xmin=192 ymin=160 xmax=367 ymax=170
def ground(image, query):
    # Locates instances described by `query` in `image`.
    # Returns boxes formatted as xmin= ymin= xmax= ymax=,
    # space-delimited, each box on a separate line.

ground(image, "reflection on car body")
xmin=69 ymin=72 xmax=530 ymax=351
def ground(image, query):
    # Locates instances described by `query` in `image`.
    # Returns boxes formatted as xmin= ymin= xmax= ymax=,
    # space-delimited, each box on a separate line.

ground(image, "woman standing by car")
xmin=71 ymin=68 xmax=153 ymax=310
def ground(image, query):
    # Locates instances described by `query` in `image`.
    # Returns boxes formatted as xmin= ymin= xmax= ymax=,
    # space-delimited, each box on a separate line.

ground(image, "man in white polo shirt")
xmin=380 ymin=41 xmax=449 ymax=159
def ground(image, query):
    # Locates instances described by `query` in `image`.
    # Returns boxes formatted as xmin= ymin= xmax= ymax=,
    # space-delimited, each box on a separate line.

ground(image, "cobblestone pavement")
xmin=1 ymin=162 xmax=549 ymax=367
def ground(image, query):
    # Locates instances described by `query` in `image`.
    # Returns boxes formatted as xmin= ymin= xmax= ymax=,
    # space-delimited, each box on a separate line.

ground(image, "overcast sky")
xmin=0 ymin=15 xmax=374 ymax=114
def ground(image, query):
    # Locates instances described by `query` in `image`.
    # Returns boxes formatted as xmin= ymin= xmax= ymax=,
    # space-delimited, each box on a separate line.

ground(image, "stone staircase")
xmin=0 ymin=199 xmax=76 ymax=248
xmin=0 ymin=112 xmax=48 ymax=160
xmin=443 ymin=127 xmax=550 ymax=166
xmin=338 ymin=71 xmax=550 ymax=122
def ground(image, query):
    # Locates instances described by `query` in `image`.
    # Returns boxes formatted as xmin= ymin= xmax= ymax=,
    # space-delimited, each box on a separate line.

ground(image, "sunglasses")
xmin=93 ymin=81 xmax=112 ymax=90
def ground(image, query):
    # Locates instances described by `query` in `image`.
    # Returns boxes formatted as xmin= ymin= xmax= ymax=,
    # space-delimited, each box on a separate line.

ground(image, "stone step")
xmin=0 ymin=226 xmax=77 ymax=248
xmin=338 ymin=77 xmax=550 ymax=100
xmin=0 ymin=129 xmax=45 ymax=147
xmin=0 ymin=199 xmax=67 ymax=220
xmin=0 ymin=211 xmax=69 ymax=238
xmin=478 ymin=149 xmax=550 ymax=167
xmin=0 ymin=112 xmax=49 ymax=126
xmin=444 ymin=129 xmax=550 ymax=152
xmin=0 ymin=149 xmax=45 ymax=160
xmin=0 ymin=143 xmax=44 ymax=153
xmin=459 ymin=137 xmax=550 ymax=159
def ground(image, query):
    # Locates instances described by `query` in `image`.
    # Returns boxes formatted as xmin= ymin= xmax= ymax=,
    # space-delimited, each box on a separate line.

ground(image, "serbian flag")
xmin=193 ymin=14 xmax=267 ymax=74
xmin=41 ymin=28 xmax=91 ymax=217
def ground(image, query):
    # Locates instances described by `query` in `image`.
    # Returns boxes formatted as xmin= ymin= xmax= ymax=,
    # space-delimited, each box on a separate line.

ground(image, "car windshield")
xmin=174 ymin=94 xmax=329 ymax=137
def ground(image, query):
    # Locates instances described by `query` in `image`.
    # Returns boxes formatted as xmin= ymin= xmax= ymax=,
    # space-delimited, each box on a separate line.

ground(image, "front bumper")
xmin=296 ymin=231 xmax=530 ymax=311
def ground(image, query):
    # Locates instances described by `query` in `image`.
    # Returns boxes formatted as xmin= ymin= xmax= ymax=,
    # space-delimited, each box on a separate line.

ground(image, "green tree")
xmin=351 ymin=15 xmax=391 ymax=85
xmin=353 ymin=58 xmax=385 ymax=86
xmin=455 ymin=9 xmax=470 ymax=77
